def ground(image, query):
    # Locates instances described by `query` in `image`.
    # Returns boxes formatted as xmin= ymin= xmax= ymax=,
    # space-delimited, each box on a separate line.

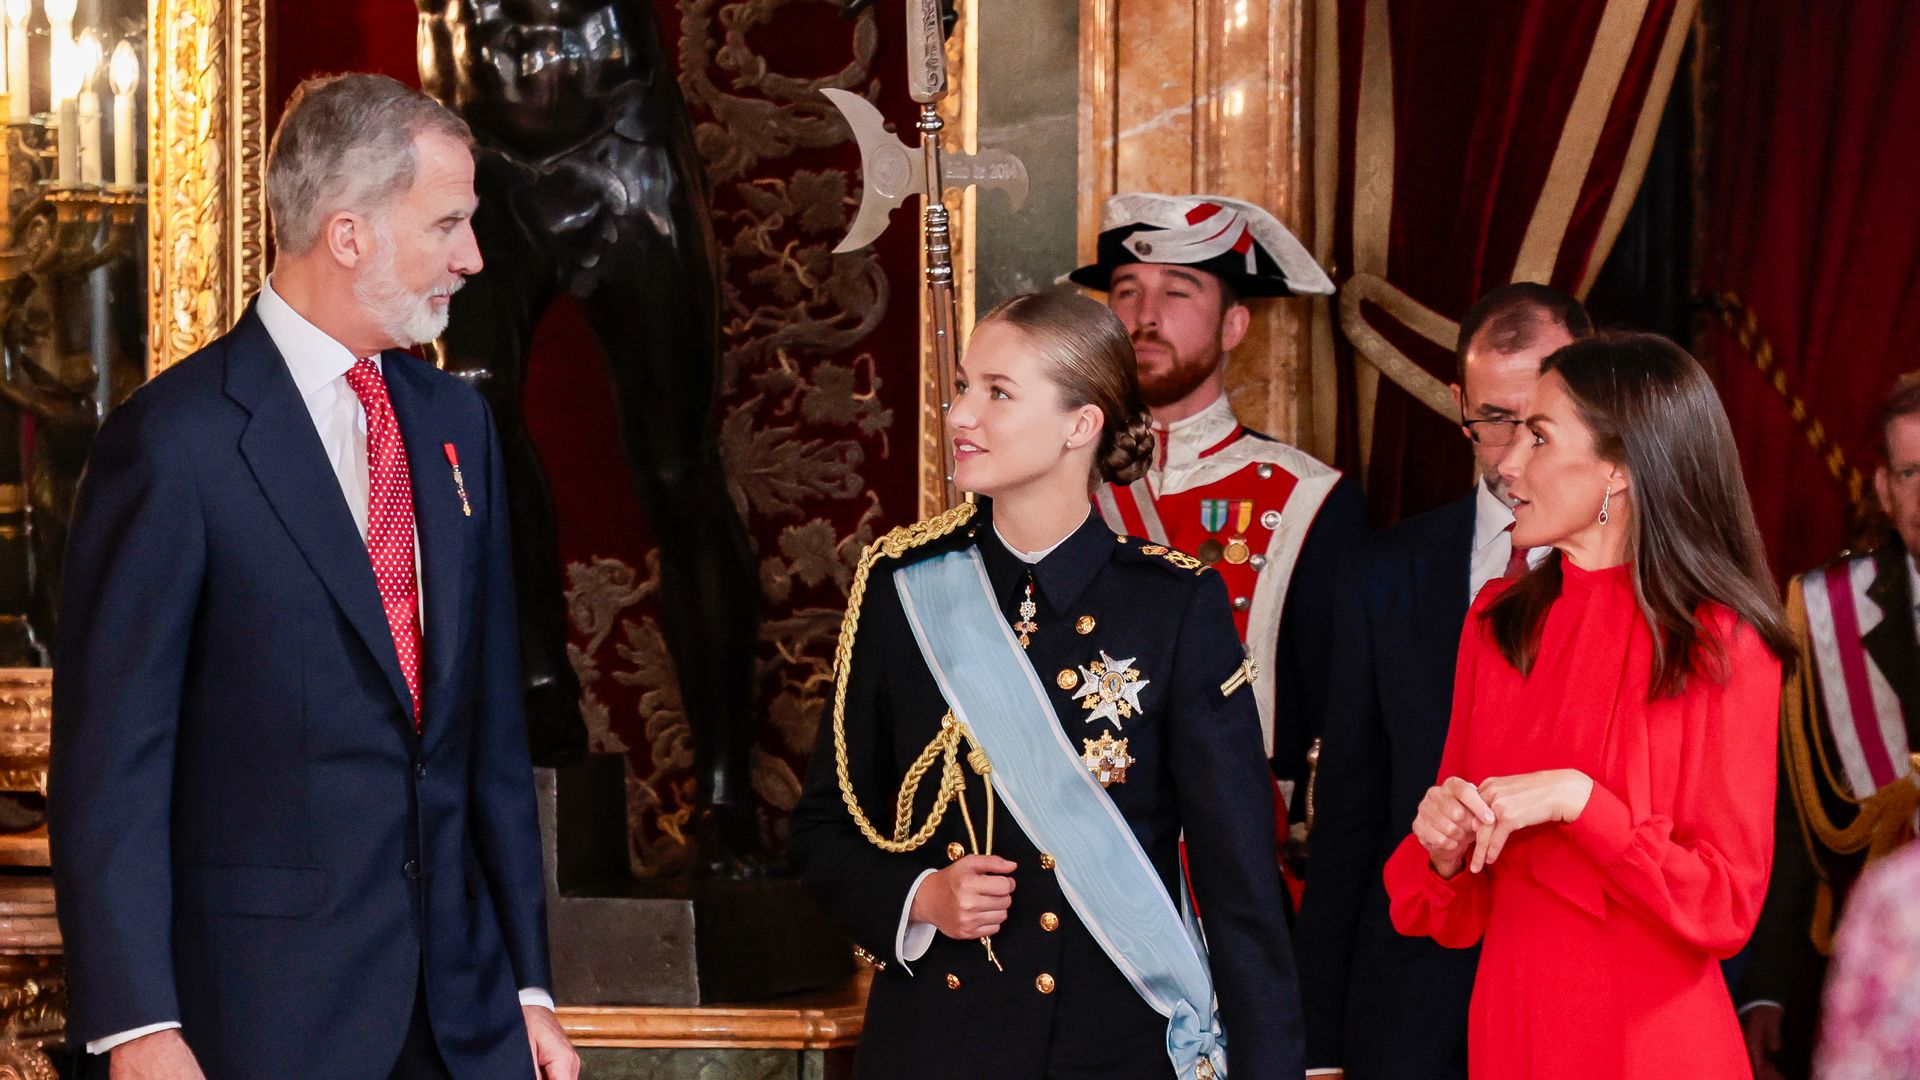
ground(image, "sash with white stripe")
xmin=1799 ymin=556 xmax=1915 ymax=796
xmin=895 ymin=549 xmax=1227 ymax=1080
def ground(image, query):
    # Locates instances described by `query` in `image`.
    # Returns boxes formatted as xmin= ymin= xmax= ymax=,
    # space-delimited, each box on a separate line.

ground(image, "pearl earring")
xmin=1598 ymin=487 xmax=1612 ymax=526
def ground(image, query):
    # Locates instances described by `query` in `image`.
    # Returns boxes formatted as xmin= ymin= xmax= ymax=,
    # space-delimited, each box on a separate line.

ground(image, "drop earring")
xmin=1598 ymin=486 xmax=1613 ymax=526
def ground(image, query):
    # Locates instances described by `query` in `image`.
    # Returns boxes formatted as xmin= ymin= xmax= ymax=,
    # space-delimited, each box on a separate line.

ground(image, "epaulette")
xmin=1797 ymin=544 xmax=1875 ymax=583
xmin=1112 ymin=534 xmax=1210 ymax=577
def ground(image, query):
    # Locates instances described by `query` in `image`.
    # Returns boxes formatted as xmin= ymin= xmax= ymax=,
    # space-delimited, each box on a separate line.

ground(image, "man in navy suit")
xmin=50 ymin=75 xmax=579 ymax=1079
xmin=1295 ymin=284 xmax=1590 ymax=1079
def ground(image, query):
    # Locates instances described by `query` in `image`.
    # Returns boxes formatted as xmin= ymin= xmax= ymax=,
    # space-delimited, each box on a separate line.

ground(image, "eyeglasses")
xmin=1461 ymin=418 xmax=1523 ymax=447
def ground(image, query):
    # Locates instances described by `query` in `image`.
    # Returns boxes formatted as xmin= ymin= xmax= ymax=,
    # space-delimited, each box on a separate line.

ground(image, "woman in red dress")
xmin=1383 ymin=333 xmax=1794 ymax=1079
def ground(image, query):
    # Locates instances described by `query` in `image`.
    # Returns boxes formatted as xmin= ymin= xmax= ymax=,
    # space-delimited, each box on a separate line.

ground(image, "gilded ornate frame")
xmin=147 ymin=0 xmax=272 ymax=375
xmin=0 ymin=0 xmax=268 ymax=866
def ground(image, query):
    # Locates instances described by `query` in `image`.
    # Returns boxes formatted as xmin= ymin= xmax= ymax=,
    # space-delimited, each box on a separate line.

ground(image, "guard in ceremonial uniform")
xmin=1069 ymin=193 xmax=1367 ymax=878
xmin=1739 ymin=375 xmax=1920 ymax=1080
xmin=790 ymin=292 xmax=1303 ymax=1080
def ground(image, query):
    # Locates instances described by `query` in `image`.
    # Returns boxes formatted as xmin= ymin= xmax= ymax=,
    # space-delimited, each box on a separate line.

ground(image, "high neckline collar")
xmin=977 ymin=504 xmax=1110 ymax=614
xmin=1151 ymin=394 xmax=1239 ymax=479
xmin=1560 ymin=556 xmax=1633 ymax=594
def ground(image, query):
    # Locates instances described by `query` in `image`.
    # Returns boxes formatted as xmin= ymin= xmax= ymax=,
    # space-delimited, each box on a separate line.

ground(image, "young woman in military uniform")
xmin=790 ymin=291 xmax=1304 ymax=1079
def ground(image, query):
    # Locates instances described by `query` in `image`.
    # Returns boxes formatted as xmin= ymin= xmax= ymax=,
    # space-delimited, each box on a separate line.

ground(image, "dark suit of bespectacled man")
xmin=1294 ymin=284 xmax=1586 ymax=1079
xmin=49 ymin=74 xmax=578 ymax=1079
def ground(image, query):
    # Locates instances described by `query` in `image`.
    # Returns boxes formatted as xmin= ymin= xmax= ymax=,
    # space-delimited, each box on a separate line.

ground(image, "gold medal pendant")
xmin=1081 ymin=731 xmax=1134 ymax=787
xmin=1015 ymin=579 xmax=1039 ymax=648
xmin=1224 ymin=500 xmax=1254 ymax=565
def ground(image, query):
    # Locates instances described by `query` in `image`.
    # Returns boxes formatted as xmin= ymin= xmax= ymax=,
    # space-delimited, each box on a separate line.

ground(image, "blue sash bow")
xmin=895 ymin=548 xmax=1227 ymax=1080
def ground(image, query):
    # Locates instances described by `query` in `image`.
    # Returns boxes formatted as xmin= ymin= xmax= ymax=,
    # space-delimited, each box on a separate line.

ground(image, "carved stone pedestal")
xmin=536 ymin=759 xmax=853 ymax=1006
xmin=559 ymin=971 xmax=865 ymax=1080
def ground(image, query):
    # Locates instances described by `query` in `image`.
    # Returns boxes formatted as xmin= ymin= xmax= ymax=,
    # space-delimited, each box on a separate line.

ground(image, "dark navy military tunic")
xmin=790 ymin=505 xmax=1305 ymax=1080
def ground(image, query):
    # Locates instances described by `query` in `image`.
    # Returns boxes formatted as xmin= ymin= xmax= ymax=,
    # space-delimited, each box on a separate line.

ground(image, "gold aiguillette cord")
xmin=953 ymin=735 xmax=1002 ymax=971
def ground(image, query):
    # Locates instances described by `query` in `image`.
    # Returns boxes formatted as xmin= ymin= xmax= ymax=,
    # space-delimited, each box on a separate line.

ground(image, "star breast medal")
xmin=1071 ymin=650 xmax=1149 ymax=727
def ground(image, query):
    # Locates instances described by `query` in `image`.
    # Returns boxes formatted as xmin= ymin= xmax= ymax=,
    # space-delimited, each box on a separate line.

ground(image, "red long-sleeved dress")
xmin=1383 ymin=561 xmax=1780 ymax=1079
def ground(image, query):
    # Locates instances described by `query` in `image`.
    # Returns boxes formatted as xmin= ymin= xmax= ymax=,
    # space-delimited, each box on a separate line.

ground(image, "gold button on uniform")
xmin=946 ymin=973 xmax=962 ymax=990
xmin=946 ymin=841 xmax=965 ymax=862
xmin=1075 ymin=615 xmax=1096 ymax=635
xmin=1035 ymin=973 xmax=1056 ymax=994
xmin=1040 ymin=912 xmax=1060 ymax=932
xmin=1039 ymin=853 xmax=1056 ymax=870
xmin=1056 ymin=668 xmax=1079 ymax=690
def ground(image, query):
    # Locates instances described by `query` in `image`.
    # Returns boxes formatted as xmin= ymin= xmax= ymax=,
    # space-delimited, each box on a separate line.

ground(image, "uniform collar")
xmin=1151 ymin=393 xmax=1240 ymax=478
xmin=978 ymin=505 xmax=1110 ymax=614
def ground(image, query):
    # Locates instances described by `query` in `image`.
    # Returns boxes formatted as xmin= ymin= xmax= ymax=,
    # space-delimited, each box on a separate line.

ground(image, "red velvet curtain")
xmin=1702 ymin=2 xmax=1920 ymax=580
xmin=1330 ymin=0 xmax=1689 ymax=523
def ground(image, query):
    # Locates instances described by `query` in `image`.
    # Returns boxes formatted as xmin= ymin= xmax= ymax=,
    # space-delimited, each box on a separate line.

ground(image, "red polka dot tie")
xmin=344 ymin=358 xmax=423 ymax=730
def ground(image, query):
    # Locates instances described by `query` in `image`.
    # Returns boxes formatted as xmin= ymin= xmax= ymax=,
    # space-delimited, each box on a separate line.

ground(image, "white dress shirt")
xmin=87 ymin=280 xmax=551 ymax=1057
xmin=1469 ymin=477 xmax=1546 ymax=599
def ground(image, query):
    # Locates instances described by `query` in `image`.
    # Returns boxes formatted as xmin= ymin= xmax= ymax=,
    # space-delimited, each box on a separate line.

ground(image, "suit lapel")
xmin=1861 ymin=542 xmax=1920 ymax=728
xmin=1418 ymin=495 xmax=1478 ymax=633
xmin=224 ymin=309 xmax=416 ymax=725
xmin=382 ymin=351 xmax=470 ymax=752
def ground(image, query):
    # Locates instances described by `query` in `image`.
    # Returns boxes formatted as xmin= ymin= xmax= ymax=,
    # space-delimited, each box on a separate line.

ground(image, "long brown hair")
xmin=977 ymin=290 xmax=1156 ymax=483
xmin=1483 ymin=332 xmax=1793 ymax=696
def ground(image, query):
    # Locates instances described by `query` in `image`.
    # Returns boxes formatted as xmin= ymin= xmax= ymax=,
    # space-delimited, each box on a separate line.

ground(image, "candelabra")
xmin=0 ymin=3 xmax=147 ymax=1073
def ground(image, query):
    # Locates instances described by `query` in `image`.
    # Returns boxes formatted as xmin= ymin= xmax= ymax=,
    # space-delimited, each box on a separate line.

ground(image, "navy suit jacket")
xmin=1295 ymin=495 xmax=1478 ymax=1079
xmin=50 ymin=308 xmax=549 ymax=1079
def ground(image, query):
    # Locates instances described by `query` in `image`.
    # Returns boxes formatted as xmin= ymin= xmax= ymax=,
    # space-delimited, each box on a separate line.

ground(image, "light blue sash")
xmin=895 ymin=548 xmax=1227 ymax=1080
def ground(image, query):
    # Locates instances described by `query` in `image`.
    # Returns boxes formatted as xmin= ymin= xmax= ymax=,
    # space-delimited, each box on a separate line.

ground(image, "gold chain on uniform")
xmin=831 ymin=502 xmax=980 ymax=852
xmin=828 ymin=501 xmax=1004 ymax=969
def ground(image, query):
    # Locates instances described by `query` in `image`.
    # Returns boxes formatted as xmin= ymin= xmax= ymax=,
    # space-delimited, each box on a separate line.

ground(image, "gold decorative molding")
xmin=558 ymin=974 xmax=867 ymax=1049
xmin=148 ymin=0 xmax=272 ymax=375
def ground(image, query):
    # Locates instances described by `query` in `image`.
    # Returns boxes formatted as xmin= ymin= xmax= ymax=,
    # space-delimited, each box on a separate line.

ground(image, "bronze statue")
xmin=417 ymin=0 xmax=766 ymax=871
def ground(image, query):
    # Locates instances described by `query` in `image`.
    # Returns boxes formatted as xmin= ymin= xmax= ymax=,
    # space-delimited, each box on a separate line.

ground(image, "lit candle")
xmin=46 ymin=0 xmax=77 ymax=184
xmin=109 ymin=40 xmax=136 ymax=189
xmin=76 ymin=29 xmax=101 ymax=184
xmin=51 ymin=41 xmax=77 ymax=185
xmin=3 ymin=0 xmax=28 ymax=122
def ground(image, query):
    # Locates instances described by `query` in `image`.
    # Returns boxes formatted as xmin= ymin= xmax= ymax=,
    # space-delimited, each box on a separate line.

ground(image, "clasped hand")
xmin=910 ymin=855 xmax=1017 ymax=939
xmin=1412 ymin=769 xmax=1594 ymax=879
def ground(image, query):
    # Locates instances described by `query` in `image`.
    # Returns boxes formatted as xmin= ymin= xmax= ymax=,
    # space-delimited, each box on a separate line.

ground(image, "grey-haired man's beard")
xmin=353 ymin=231 xmax=464 ymax=347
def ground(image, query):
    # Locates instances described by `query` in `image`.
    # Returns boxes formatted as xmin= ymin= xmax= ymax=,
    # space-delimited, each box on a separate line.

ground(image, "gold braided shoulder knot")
xmin=830 ymin=502 xmax=992 ymax=854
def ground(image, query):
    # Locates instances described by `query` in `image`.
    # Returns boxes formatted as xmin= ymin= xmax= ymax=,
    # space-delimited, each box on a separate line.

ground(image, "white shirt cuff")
xmin=519 ymin=987 xmax=556 ymax=1011
xmin=1305 ymin=1070 xmax=1345 ymax=1077
xmin=88 ymin=1021 xmax=181 ymax=1055
xmin=896 ymin=868 xmax=939 ymax=973
xmin=1737 ymin=999 xmax=1782 ymax=1016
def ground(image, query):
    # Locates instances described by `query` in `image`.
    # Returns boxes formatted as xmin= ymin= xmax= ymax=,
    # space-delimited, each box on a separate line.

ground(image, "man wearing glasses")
xmin=1296 ymin=283 xmax=1590 ymax=1079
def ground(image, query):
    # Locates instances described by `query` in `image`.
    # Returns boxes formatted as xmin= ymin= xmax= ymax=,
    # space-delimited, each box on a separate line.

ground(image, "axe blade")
xmin=823 ymin=88 xmax=926 ymax=253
